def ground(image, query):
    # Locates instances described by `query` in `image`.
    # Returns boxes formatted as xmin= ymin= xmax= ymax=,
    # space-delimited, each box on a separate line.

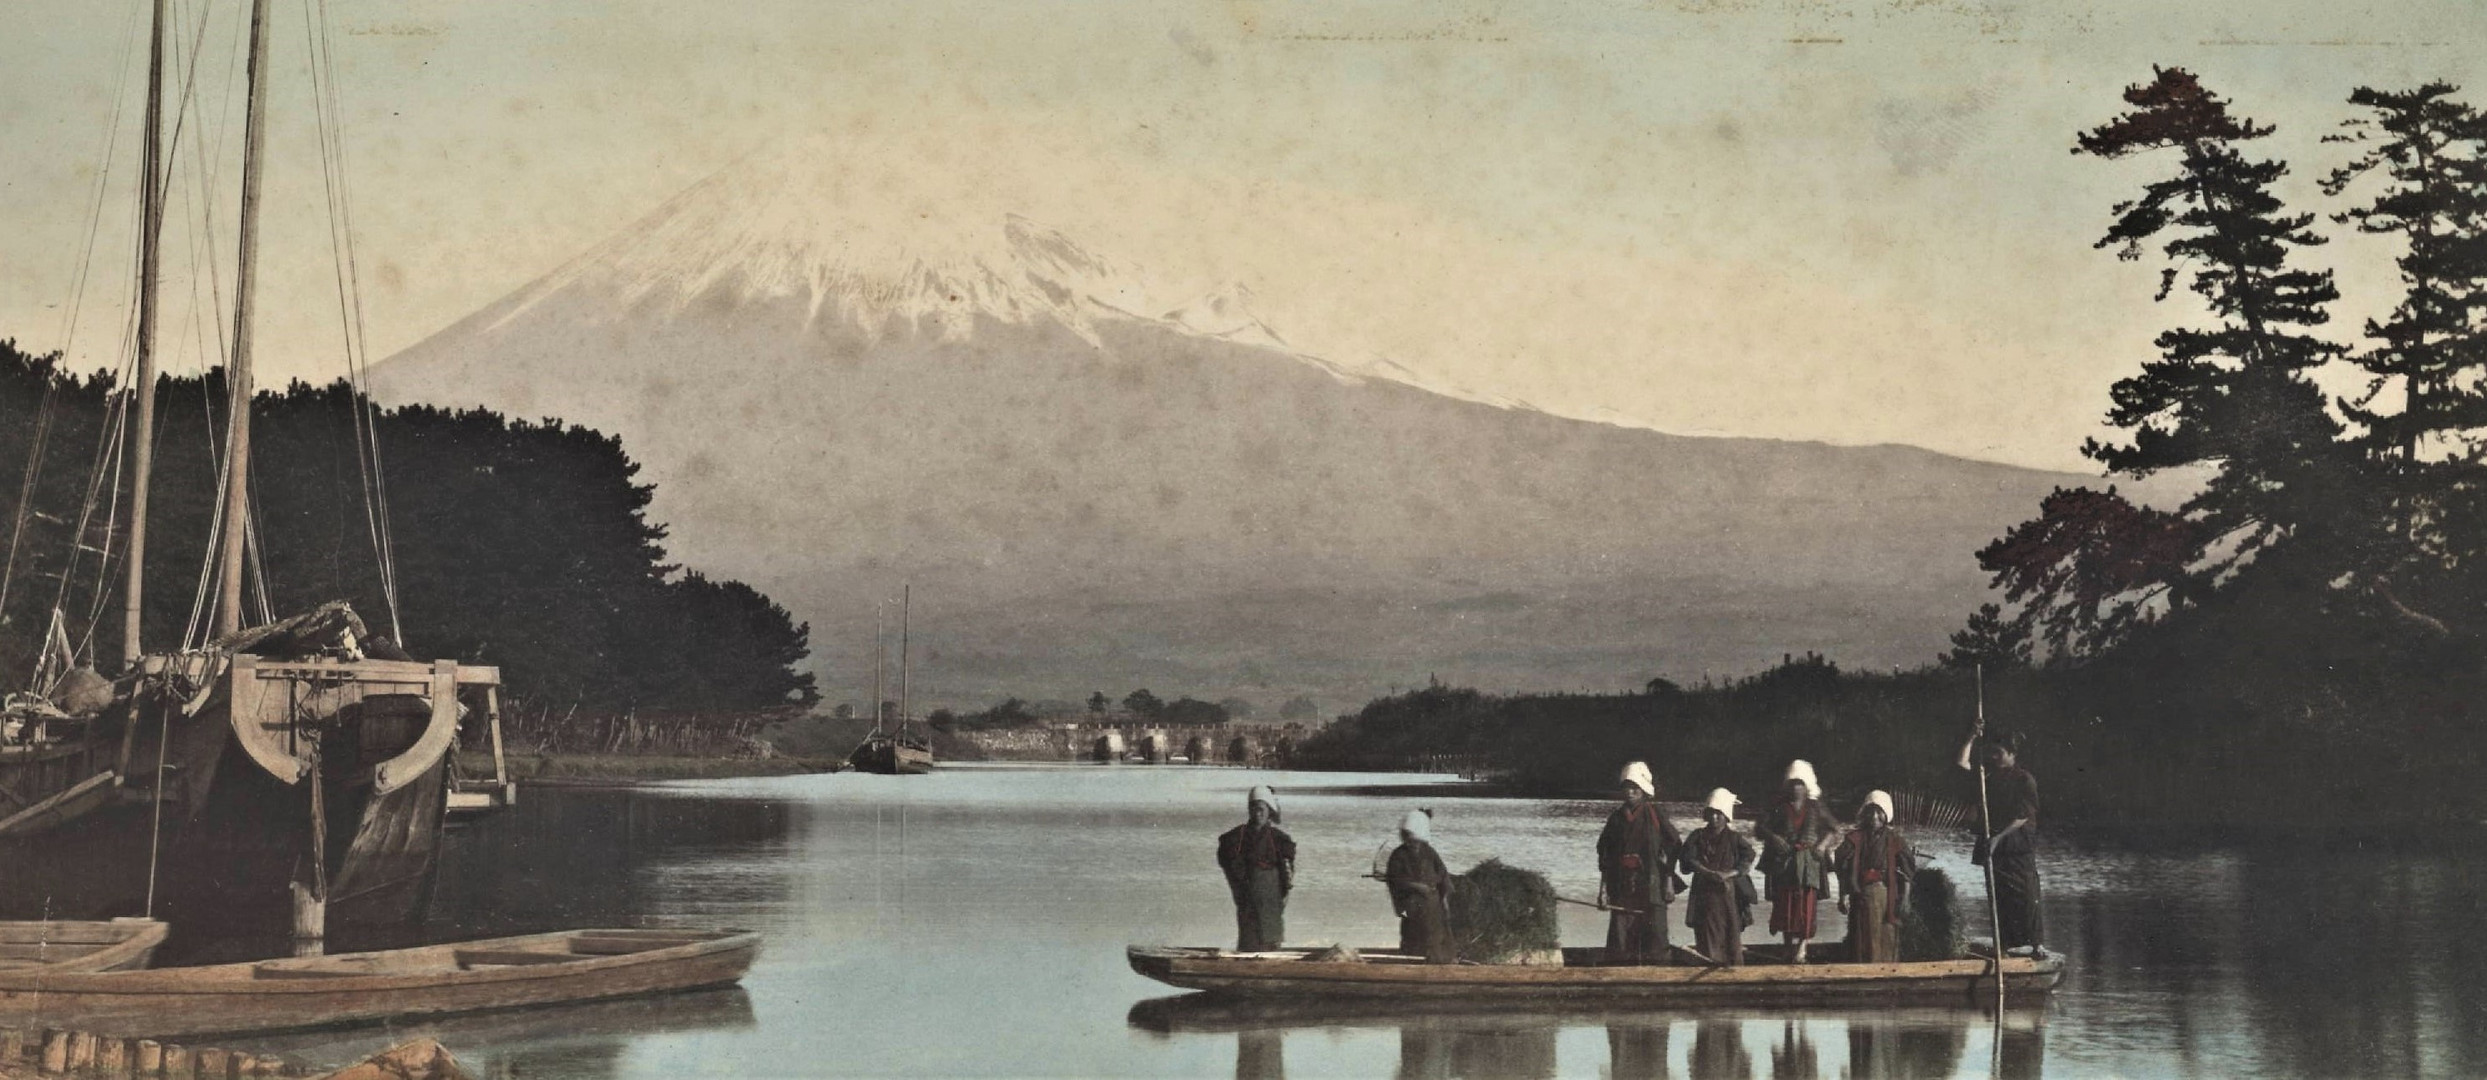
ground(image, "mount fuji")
xmin=372 ymin=145 xmax=2096 ymax=712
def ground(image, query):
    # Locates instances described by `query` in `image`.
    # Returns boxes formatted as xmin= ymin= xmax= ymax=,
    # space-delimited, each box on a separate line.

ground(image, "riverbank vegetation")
xmin=0 ymin=349 xmax=818 ymax=714
xmin=1308 ymin=70 xmax=2487 ymax=830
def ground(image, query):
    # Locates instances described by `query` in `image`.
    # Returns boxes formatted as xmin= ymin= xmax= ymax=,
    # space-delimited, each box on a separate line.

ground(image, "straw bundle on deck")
xmin=1447 ymin=859 xmax=1559 ymax=963
xmin=1900 ymin=866 xmax=1966 ymax=961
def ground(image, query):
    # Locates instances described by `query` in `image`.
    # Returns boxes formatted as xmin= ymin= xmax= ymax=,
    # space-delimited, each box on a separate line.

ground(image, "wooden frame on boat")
xmin=1127 ymin=945 xmax=2064 ymax=1003
xmin=0 ymin=928 xmax=758 ymax=1037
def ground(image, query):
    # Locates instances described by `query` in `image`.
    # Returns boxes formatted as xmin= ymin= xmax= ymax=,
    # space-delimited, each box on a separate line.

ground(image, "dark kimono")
xmin=1984 ymin=766 xmax=2043 ymax=950
xmin=1217 ymin=821 xmax=1296 ymax=952
xmin=1677 ymin=823 xmax=1755 ymax=965
xmin=1834 ymin=824 xmax=1914 ymax=962
xmin=1386 ymin=839 xmax=1456 ymax=964
xmin=1597 ymin=801 xmax=1683 ymax=965
xmin=1755 ymin=796 xmax=1838 ymax=940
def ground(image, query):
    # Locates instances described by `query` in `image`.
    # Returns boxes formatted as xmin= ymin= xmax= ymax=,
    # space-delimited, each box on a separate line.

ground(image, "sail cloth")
xmin=214 ymin=601 xmax=371 ymax=659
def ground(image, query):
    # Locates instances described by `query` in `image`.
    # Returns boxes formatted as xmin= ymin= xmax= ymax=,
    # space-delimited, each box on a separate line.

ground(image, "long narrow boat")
xmin=0 ymin=920 xmax=168 ymax=973
xmin=1127 ymin=945 xmax=2064 ymax=1003
xmin=1128 ymin=992 xmax=2053 ymax=1035
xmin=0 ymin=928 xmax=758 ymax=1037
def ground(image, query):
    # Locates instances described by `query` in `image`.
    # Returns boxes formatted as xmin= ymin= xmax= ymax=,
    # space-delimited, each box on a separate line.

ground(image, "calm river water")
xmin=215 ymin=764 xmax=2487 ymax=1078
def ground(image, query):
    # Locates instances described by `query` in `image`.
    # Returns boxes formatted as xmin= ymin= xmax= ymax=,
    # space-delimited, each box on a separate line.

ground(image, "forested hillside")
xmin=0 ymin=341 xmax=816 ymax=711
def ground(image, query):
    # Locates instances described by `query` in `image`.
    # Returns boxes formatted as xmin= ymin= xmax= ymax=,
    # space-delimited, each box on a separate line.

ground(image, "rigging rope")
xmin=2 ymin=0 xmax=148 ymax=638
xmin=304 ymin=0 xmax=403 ymax=643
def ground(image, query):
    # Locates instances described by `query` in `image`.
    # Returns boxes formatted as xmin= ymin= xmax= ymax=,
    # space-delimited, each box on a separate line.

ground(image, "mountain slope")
xmin=373 ymin=153 xmax=2099 ymax=712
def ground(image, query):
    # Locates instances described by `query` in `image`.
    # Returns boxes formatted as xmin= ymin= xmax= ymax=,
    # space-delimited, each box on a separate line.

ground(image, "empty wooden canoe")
xmin=1127 ymin=945 xmax=2064 ymax=1003
xmin=0 ymin=927 xmax=758 ymax=1037
xmin=0 ymin=919 xmax=167 ymax=973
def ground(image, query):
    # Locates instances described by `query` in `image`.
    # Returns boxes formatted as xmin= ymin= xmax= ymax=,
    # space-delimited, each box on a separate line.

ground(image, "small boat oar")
xmin=1553 ymin=894 xmax=1643 ymax=916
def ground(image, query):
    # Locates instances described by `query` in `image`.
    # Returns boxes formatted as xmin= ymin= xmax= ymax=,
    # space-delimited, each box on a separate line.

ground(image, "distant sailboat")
xmin=847 ymin=586 xmax=933 ymax=775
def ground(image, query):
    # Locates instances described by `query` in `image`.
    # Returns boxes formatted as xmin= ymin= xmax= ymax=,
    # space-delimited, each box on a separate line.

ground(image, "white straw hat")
xmin=1784 ymin=759 xmax=1821 ymax=801
xmin=1705 ymin=788 xmax=1739 ymax=817
xmin=1620 ymin=761 xmax=1655 ymax=797
xmin=1399 ymin=808 xmax=1432 ymax=842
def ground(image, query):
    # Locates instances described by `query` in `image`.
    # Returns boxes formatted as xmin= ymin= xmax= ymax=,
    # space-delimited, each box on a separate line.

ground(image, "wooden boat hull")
xmin=0 ymin=653 xmax=492 ymax=935
xmin=0 ymin=920 xmax=169 ymax=973
xmin=847 ymin=737 xmax=934 ymax=775
xmin=0 ymin=928 xmax=759 ymax=1037
xmin=1128 ymin=992 xmax=2052 ymax=1035
xmin=1126 ymin=946 xmax=2064 ymax=1003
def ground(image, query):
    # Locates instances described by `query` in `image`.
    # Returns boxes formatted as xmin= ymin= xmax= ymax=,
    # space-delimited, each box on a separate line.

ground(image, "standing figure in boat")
xmin=1596 ymin=761 xmax=1682 ymax=965
xmin=1959 ymin=722 xmax=2044 ymax=955
xmin=1835 ymin=789 xmax=1914 ymax=963
xmin=1678 ymin=788 xmax=1755 ymax=966
xmin=1216 ymin=785 xmax=1296 ymax=952
xmin=1384 ymin=809 xmax=1455 ymax=964
xmin=1755 ymin=759 xmax=1840 ymax=963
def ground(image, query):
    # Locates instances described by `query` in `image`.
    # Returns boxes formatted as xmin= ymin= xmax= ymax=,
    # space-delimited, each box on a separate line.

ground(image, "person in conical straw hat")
xmin=1835 ymin=789 xmax=1916 ymax=963
xmin=1216 ymin=786 xmax=1297 ymax=952
xmin=1384 ymin=809 xmax=1455 ymax=963
xmin=1596 ymin=761 xmax=1683 ymax=965
xmin=1677 ymin=788 xmax=1755 ymax=966
xmin=1755 ymin=759 xmax=1841 ymax=963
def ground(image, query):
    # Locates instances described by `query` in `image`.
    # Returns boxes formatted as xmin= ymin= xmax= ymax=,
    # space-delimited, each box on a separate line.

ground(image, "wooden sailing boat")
xmin=0 ymin=0 xmax=510 ymax=943
xmin=846 ymin=587 xmax=934 ymax=775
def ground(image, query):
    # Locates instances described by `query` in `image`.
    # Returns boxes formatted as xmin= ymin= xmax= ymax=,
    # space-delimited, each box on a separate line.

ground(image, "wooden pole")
xmin=898 ymin=585 xmax=911 ymax=729
xmin=294 ymin=733 xmax=327 ymax=956
xmin=1975 ymin=664 xmax=2006 ymax=1023
xmin=121 ymin=0 xmax=168 ymax=667
xmin=216 ymin=0 xmax=275 ymax=639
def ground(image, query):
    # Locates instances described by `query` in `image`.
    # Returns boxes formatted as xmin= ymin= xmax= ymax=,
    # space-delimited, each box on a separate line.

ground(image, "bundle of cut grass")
xmin=1900 ymin=866 xmax=1966 ymax=961
xmin=1447 ymin=858 xmax=1559 ymax=963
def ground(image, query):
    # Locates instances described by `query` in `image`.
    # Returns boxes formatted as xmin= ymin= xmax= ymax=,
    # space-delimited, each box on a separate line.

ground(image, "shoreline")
xmin=459 ymin=750 xmax=837 ymax=783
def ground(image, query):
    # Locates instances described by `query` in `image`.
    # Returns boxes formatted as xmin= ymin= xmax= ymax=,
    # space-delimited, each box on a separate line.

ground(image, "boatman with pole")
xmin=1216 ymin=785 xmax=1296 ymax=952
xmin=1958 ymin=714 xmax=2045 ymax=958
xmin=1596 ymin=761 xmax=1682 ymax=965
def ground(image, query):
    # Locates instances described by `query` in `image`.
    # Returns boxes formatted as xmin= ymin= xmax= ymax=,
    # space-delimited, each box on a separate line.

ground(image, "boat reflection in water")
xmin=220 ymin=986 xmax=755 ymax=1078
xmin=1128 ymin=995 xmax=2046 ymax=1080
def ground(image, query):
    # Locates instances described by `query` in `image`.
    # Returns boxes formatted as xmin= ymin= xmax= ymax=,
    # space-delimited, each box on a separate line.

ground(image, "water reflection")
xmin=1607 ymin=1018 xmax=1668 ymax=1079
xmin=139 ymin=766 xmax=2487 ymax=1077
xmin=1131 ymin=996 xmax=2041 ymax=1080
xmin=230 ymin=988 xmax=756 ymax=1079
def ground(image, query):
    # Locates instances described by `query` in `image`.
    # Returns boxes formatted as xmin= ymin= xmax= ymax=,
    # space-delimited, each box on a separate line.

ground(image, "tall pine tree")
xmin=2075 ymin=67 xmax=2351 ymax=601
xmin=2322 ymin=82 xmax=2487 ymax=631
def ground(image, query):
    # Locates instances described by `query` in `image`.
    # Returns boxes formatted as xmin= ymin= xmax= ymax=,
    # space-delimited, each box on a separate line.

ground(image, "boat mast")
xmin=120 ymin=0 xmax=169 ymax=667
xmin=215 ymin=0 xmax=275 ymax=639
xmin=871 ymin=604 xmax=884 ymax=735
xmin=898 ymin=585 xmax=911 ymax=731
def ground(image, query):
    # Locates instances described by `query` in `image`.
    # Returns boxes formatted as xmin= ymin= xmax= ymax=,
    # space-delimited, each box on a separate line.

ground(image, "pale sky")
xmin=4 ymin=0 xmax=2484 ymax=471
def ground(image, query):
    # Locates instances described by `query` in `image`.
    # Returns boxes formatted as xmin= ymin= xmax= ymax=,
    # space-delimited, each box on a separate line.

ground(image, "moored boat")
xmin=0 ymin=927 xmax=759 ymax=1037
xmin=845 ymin=586 xmax=935 ymax=775
xmin=847 ymin=733 xmax=936 ymax=775
xmin=0 ymin=920 xmax=168 ymax=973
xmin=1126 ymin=945 xmax=2064 ymax=1003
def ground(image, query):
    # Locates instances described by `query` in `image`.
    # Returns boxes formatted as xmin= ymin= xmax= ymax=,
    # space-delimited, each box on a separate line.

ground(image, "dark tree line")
xmin=0 ymin=342 xmax=816 ymax=711
xmin=1300 ymin=71 xmax=2487 ymax=830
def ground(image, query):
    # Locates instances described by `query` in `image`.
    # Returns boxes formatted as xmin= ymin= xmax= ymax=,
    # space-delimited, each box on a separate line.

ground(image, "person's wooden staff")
xmin=1974 ymin=664 xmax=2006 ymax=1022
xmin=1555 ymin=894 xmax=1643 ymax=915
